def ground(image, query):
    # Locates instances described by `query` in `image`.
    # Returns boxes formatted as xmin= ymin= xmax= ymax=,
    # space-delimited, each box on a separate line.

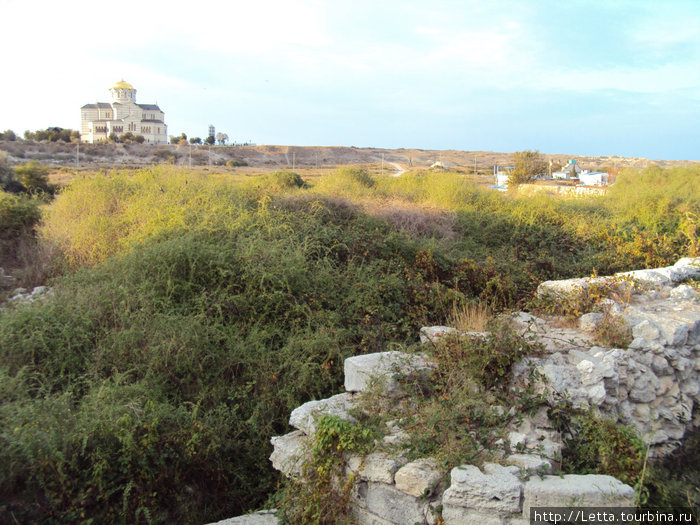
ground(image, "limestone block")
xmin=394 ymin=459 xmax=443 ymax=498
xmin=205 ymin=510 xmax=279 ymax=525
xmin=579 ymin=313 xmax=603 ymax=332
xmin=680 ymin=379 xmax=699 ymax=396
xmin=651 ymin=355 xmax=671 ymax=375
xmin=442 ymin=464 xmax=523 ymax=513
xmin=506 ymin=454 xmax=552 ymax=475
xmin=351 ymin=505 xmax=396 ymax=525
xmin=344 ymin=351 xmax=434 ymax=395
xmin=656 ymin=376 xmax=675 ymax=396
xmin=442 ymin=507 xmax=505 ymax=525
xmin=358 ymin=481 xmax=432 ymax=524
xmin=536 ymin=277 xmax=606 ymax=299
xmin=630 ymin=372 xmax=659 ymax=403
xmin=671 ymin=285 xmax=698 ymax=301
xmin=420 ymin=325 xmax=460 ymax=344
xmin=619 ymin=269 xmax=671 ymax=286
xmin=289 ymin=393 xmax=357 ymax=436
xmin=656 ymin=318 xmax=690 ymax=346
xmin=632 ymin=320 xmax=661 ymax=342
xmin=269 ymin=431 xmax=310 ymax=478
xmin=346 ymin=453 xmax=400 ymax=484
xmin=522 ymin=474 xmax=635 ymax=516
xmin=587 ymin=383 xmax=607 ymax=405
xmin=508 ymin=431 xmax=528 ymax=449
xmin=674 ymin=257 xmax=700 ymax=269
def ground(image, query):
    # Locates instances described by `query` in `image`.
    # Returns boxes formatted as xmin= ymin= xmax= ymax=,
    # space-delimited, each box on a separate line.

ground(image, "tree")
xmin=215 ymin=132 xmax=228 ymax=145
xmin=189 ymin=137 xmax=202 ymax=145
xmin=508 ymin=150 xmax=547 ymax=185
xmin=0 ymin=151 xmax=15 ymax=187
xmin=0 ymin=129 xmax=17 ymax=141
xmin=14 ymin=161 xmax=50 ymax=193
xmin=204 ymin=135 xmax=216 ymax=146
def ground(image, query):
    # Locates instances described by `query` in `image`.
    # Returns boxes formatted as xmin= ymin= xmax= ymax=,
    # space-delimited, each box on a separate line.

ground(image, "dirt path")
xmin=389 ymin=162 xmax=406 ymax=177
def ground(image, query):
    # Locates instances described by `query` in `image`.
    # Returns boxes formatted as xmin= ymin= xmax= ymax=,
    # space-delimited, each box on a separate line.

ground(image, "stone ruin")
xmin=214 ymin=257 xmax=699 ymax=525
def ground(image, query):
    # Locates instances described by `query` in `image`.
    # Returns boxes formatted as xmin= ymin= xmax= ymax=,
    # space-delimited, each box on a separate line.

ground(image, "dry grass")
xmin=360 ymin=198 xmax=457 ymax=240
xmin=449 ymin=301 xmax=492 ymax=332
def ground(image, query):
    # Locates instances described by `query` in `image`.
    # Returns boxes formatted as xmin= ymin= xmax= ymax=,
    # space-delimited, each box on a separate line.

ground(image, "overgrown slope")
xmin=0 ymin=165 xmax=697 ymax=523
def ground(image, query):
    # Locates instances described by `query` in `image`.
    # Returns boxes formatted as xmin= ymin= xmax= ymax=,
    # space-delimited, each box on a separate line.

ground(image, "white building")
xmin=552 ymin=159 xmax=583 ymax=180
xmin=80 ymin=80 xmax=167 ymax=144
xmin=579 ymin=171 xmax=609 ymax=186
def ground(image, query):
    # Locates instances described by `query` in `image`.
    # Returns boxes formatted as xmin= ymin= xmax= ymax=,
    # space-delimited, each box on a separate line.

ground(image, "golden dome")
xmin=111 ymin=80 xmax=134 ymax=90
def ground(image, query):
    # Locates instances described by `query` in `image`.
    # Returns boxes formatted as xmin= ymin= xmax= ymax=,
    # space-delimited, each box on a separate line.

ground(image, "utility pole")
xmin=381 ymin=153 xmax=384 ymax=175
xmin=76 ymin=142 xmax=80 ymax=169
xmin=208 ymin=146 xmax=211 ymax=167
xmin=293 ymin=152 xmax=296 ymax=170
xmin=189 ymin=143 xmax=192 ymax=168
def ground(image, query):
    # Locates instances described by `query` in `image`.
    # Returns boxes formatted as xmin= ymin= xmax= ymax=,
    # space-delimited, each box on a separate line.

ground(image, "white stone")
xmin=288 ymin=393 xmax=357 ymax=436
xmin=344 ymin=351 xmax=434 ymax=395
xmin=671 ymin=285 xmax=698 ymax=301
xmin=674 ymin=257 xmax=700 ymax=269
xmin=632 ymin=320 xmax=660 ymax=341
xmin=441 ymin=507 xmax=505 ymax=525
xmin=269 ymin=431 xmax=309 ymax=478
xmin=205 ymin=510 xmax=278 ymax=525
xmin=346 ymin=453 xmax=400 ymax=484
xmin=420 ymin=325 xmax=461 ymax=344
xmin=587 ymin=383 xmax=607 ymax=405
xmin=522 ymin=474 xmax=636 ymax=516
xmin=579 ymin=313 xmax=603 ymax=332
xmin=619 ymin=269 xmax=671 ymax=286
xmin=443 ymin=464 xmax=523 ymax=513
xmin=358 ymin=482 xmax=432 ymax=524
xmin=506 ymin=454 xmax=552 ymax=475
xmin=394 ymin=459 xmax=443 ymax=498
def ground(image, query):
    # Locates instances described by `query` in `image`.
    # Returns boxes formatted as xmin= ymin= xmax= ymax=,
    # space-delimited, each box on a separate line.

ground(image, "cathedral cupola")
xmin=110 ymin=80 xmax=136 ymax=103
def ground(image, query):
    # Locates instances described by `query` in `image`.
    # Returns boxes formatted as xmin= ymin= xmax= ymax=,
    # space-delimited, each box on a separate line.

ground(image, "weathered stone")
xmin=351 ymin=505 xmax=397 ymax=525
xmin=394 ymin=459 xmax=442 ymax=498
xmin=619 ymin=269 xmax=671 ymax=286
xmin=632 ymin=320 xmax=661 ymax=341
xmin=674 ymin=257 xmax=700 ymax=269
xmin=205 ymin=510 xmax=279 ymax=525
xmin=579 ymin=313 xmax=603 ymax=332
xmin=269 ymin=431 xmax=309 ymax=478
xmin=441 ymin=507 xmax=505 ymax=525
xmin=346 ymin=453 xmax=400 ymax=484
xmin=443 ymin=464 xmax=523 ymax=513
xmin=506 ymin=454 xmax=552 ymax=476
xmin=358 ymin=482 xmax=432 ymax=524
xmin=651 ymin=355 xmax=671 ymax=375
xmin=344 ymin=351 xmax=434 ymax=395
xmin=671 ymin=285 xmax=699 ymax=301
xmin=419 ymin=325 xmax=461 ymax=344
xmin=522 ymin=474 xmax=635 ymax=516
xmin=289 ymin=393 xmax=357 ymax=436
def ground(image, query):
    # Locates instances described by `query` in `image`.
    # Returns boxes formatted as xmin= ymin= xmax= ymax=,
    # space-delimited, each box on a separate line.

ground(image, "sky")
xmin=2 ymin=0 xmax=700 ymax=160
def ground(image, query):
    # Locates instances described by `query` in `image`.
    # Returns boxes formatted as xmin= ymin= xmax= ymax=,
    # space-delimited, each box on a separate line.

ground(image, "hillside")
xmin=2 ymin=140 xmax=698 ymax=174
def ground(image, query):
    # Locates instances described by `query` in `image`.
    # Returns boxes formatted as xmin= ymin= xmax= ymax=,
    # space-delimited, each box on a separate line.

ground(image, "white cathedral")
xmin=80 ymin=80 xmax=168 ymax=144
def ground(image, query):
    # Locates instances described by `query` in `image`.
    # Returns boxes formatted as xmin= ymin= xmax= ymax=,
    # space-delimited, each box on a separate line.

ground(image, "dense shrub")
xmin=1 ymin=169 xmax=465 ymax=522
xmin=2 ymin=164 xmax=698 ymax=522
xmin=0 ymin=192 xmax=41 ymax=241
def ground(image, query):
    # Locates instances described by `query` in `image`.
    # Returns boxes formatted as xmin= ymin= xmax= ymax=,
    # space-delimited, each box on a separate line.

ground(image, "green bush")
xmin=0 ymin=192 xmax=41 ymax=241
xmin=226 ymin=158 xmax=248 ymax=167
xmin=14 ymin=161 xmax=51 ymax=193
xmin=1 ymin=173 xmax=467 ymax=522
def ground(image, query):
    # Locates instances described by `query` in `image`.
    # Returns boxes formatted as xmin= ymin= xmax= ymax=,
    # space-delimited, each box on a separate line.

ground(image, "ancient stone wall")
xmin=221 ymin=257 xmax=699 ymax=524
